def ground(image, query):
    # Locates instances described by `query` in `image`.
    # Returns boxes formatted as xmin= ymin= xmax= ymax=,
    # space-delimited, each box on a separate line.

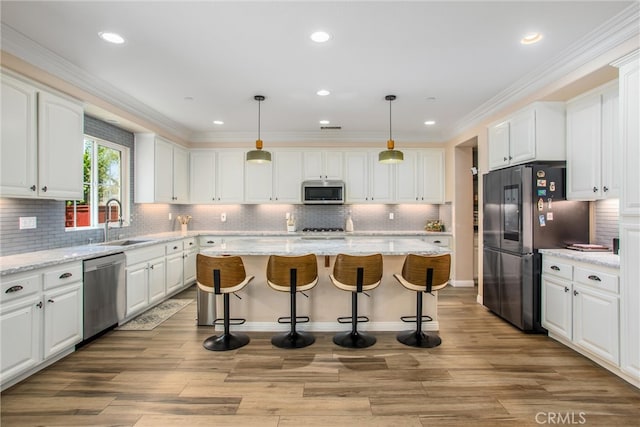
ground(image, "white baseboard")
xmin=450 ymin=279 xmax=475 ymax=288
xmin=216 ymin=320 xmax=440 ymax=332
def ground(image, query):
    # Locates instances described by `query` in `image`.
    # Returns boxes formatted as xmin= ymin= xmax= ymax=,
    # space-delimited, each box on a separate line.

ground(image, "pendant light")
xmin=246 ymin=95 xmax=272 ymax=163
xmin=378 ymin=94 xmax=404 ymax=164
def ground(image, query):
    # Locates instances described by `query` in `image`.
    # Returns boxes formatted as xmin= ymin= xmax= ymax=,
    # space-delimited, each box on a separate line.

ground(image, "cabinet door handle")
xmin=509 ymin=156 xmax=513 ymax=160
xmin=47 ymin=299 xmax=55 ymax=303
xmin=503 ymin=157 xmax=508 ymax=161
xmin=588 ymin=275 xmax=601 ymax=282
xmin=573 ymin=290 xmax=579 ymax=296
xmin=564 ymin=286 xmax=570 ymax=293
xmin=30 ymin=185 xmax=36 ymax=191
xmin=36 ymin=301 xmax=43 ymax=309
xmin=150 ymin=265 xmax=154 ymax=270
xmin=41 ymin=186 xmax=48 ymax=192
xmin=603 ymin=186 xmax=609 ymax=192
xmin=5 ymin=285 xmax=24 ymax=293
xmin=593 ymin=187 xmax=598 ymax=192
xmin=550 ymin=265 xmax=560 ymax=271
xmin=59 ymin=272 xmax=73 ymax=279
xmin=189 ymin=242 xmax=193 ymax=246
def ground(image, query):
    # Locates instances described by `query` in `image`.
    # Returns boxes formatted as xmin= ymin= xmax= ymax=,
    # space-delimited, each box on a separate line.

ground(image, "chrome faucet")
xmin=104 ymin=198 xmax=123 ymax=242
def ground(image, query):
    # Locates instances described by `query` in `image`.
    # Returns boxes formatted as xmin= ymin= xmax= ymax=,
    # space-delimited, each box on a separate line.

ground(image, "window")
xmin=66 ymin=137 xmax=130 ymax=229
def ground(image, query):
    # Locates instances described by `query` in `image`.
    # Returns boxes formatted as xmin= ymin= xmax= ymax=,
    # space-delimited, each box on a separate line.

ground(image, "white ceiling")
xmin=1 ymin=1 xmax=637 ymax=145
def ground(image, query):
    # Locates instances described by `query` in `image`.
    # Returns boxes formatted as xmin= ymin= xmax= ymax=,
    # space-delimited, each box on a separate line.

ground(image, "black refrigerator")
xmin=482 ymin=163 xmax=589 ymax=332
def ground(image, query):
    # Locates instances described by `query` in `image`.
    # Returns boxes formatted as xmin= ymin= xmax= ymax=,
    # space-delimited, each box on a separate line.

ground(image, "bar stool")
xmin=196 ymin=254 xmax=253 ymax=351
xmin=393 ymin=253 xmax=451 ymax=348
xmin=266 ymin=254 xmax=319 ymax=349
xmin=329 ymin=253 xmax=383 ymax=348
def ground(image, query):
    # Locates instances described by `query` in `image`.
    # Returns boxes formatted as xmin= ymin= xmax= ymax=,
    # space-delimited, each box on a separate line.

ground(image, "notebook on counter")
xmin=566 ymin=243 xmax=611 ymax=252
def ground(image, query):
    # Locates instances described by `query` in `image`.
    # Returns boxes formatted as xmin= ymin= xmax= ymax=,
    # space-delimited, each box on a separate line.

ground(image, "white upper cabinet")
xmin=488 ymin=102 xmax=565 ymax=171
xmin=344 ymin=151 xmax=393 ymax=203
xmin=135 ymin=134 xmax=189 ymax=204
xmin=302 ymin=150 xmax=344 ymax=180
xmin=189 ymin=149 xmax=245 ymax=204
xmin=245 ymin=150 xmax=303 ymax=203
xmin=216 ymin=150 xmax=245 ymax=203
xmin=396 ymin=149 xmax=445 ymax=204
xmin=1 ymin=73 xmax=84 ymax=200
xmin=566 ymin=81 xmax=620 ymax=200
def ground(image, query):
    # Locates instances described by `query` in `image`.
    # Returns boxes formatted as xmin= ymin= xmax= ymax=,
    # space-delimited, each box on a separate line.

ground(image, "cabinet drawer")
xmin=126 ymin=244 xmax=165 ymax=266
xmin=1 ymin=274 xmax=40 ymax=303
xmin=165 ymin=241 xmax=183 ymax=255
xmin=43 ymin=263 xmax=82 ymax=290
xmin=424 ymin=236 xmax=450 ymax=248
xmin=542 ymin=258 xmax=573 ymax=280
xmin=574 ymin=267 xmax=618 ymax=294
xmin=183 ymin=237 xmax=196 ymax=250
xmin=199 ymin=236 xmax=218 ymax=247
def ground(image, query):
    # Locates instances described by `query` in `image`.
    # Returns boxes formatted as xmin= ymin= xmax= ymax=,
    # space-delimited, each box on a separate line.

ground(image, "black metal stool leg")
xmin=333 ymin=267 xmax=376 ymax=348
xmin=397 ymin=290 xmax=442 ymax=348
xmin=271 ymin=268 xmax=315 ymax=349
xmin=203 ymin=271 xmax=250 ymax=351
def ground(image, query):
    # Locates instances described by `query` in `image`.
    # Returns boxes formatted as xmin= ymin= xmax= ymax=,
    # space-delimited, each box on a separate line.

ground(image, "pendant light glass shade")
xmin=246 ymin=95 xmax=271 ymax=163
xmin=378 ymin=95 xmax=403 ymax=164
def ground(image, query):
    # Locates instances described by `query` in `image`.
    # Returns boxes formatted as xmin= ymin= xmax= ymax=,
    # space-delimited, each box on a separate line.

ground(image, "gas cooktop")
xmin=302 ymin=227 xmax=344 ymax=232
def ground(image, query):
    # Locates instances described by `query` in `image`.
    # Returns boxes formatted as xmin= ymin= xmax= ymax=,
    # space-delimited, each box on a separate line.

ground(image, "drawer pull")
xmin=5 ymin=285 xmax=24 ymax=294
xmin=588 ymin=275 xmax=601 ymax=282
xmin=59 ymin=272 xmax=73 ymax=279
xmin=47 ymin=299 xmax=55 ymax=303
xmin=207 ymin=240 xmax=214 ymax=244
xmin=433 ymin=240 xmax=441 ymax=244
xmin=564 ymin=286 xmax=570 ymax=293
xmin=550 ymin=265 xmax=560 ymax=271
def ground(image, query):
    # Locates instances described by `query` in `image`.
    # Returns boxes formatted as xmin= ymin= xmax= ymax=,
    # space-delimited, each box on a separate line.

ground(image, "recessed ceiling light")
xmin=319 ymin=120 xmax=330 ymax=125
xmin=521 ymin=32 xmax=543 ymax=45
xmin=184 ymin=96 xmax=194 ymax=101
xmin=426 ymin=96 xmax=437 ymax=101
xmin=310 ymin=31 xmax=331 ymax=43
xmin=424 ymin=120 xmax=436 ymax=126
xmin=213 ymin=120 xmax=224 ymax=125
xmin=98 ymin=31 xmax=125 ymax=44
xmin=316 ymin=89 xmax=330 ymax=96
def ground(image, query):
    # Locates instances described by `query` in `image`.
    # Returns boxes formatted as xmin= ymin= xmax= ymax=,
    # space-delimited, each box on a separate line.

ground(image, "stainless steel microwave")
xmin=302 ymin=180 xmax=345 ymax=204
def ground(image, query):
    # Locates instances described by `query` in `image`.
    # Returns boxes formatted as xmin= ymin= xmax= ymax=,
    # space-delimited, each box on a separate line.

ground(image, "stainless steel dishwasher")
xmin=83 ymin=252 xmax=126 ymax=340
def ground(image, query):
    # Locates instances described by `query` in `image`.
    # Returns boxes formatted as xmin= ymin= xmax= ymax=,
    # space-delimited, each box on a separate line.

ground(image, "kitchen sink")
xmin=101 ymin=239 xmax=151 ymax=246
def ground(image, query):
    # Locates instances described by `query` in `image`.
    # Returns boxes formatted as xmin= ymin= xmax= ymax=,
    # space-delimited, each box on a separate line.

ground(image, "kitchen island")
xmin=199 ymin=236 xmax=450 ymax=332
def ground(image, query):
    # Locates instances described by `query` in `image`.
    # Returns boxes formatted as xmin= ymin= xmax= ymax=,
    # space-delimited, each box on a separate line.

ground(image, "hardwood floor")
xmin=2 ymin=285 xmax=639 ymax=426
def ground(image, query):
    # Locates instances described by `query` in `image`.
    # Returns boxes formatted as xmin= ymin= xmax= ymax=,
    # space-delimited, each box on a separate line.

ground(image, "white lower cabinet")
xmin=541 ymin=254 xmax=628 ymax=383
xmin=124 ymin=244 xmax=166 ymax=318
xmin=166 ymin=241 xmax=184 ymax=295
xmin=572 ymin=283 xmax=619 ymax=364
xmin=1 ymin=262 xmax=83 ymax=390
xmin=182 ymin=239 xmax=197 ymax=285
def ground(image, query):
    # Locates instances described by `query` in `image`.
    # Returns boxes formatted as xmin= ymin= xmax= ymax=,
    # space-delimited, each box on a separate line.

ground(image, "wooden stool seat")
xmin=329 ymin=253 xmax=383 ymax=348
xmin=393 ymin=253 xmax=451 ymax=348
xmin=197 ymin=254 xmax=253 ymax=351
xmin=266 ymin=254 xmax=319 ymax=349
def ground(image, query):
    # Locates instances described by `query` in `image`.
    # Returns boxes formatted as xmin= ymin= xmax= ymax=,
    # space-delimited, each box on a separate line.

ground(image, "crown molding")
xmin=188 ymin=130 xmax=441 ymax=145
xmin=0 ymin=23 xmax=192 ymax=140
xmin=445 ymin=2 xmax=640 ymax=142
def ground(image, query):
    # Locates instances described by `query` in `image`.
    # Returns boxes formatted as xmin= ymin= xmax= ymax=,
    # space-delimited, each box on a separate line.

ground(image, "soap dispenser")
xmin=345 ymin=210 xmax=354 ymax=232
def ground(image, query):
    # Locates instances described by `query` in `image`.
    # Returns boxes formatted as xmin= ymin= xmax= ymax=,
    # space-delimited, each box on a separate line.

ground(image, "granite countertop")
xmin=200 ymin=236 xmax=449 ymax=256
xmin=539 ymin=248 xmax=620 ymax=269
xmin=0 ymin=230 xmax=449 ymax=276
